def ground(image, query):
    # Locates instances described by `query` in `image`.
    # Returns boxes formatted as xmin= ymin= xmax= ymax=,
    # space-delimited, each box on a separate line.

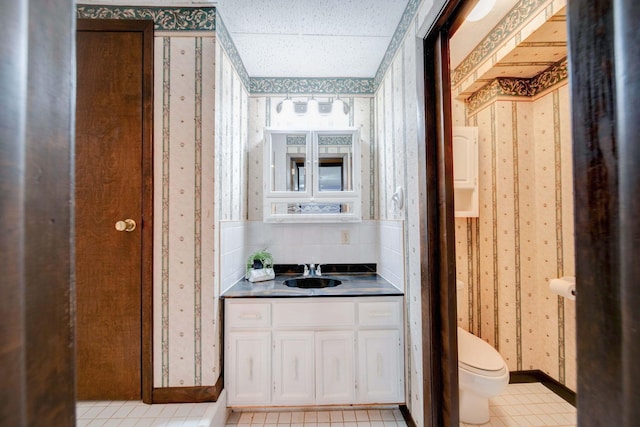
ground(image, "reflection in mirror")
xmin=268 ymin=133 xmax=308 ymax=192
xmin=268 ymin=201 xmax=355 ymax=215
xmin=317 ymin=134 xmax=353 ymax=192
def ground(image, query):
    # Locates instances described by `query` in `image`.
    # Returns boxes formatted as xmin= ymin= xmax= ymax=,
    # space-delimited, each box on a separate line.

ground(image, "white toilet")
xmin=457 ymin=326 xmax=509 ymax=424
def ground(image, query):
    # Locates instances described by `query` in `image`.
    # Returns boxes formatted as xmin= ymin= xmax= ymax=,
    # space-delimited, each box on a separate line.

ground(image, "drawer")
xmin=226 ymin=302 xmax=271 ymax=328
xmin=358 ymin=300 xmax=402 ymax=327
xmin=273 ymin=301 xmax=355 ymax=328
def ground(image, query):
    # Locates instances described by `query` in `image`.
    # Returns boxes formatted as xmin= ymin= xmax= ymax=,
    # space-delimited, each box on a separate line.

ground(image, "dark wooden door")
xmin=75 ymin=20 xmax=153 ymax=401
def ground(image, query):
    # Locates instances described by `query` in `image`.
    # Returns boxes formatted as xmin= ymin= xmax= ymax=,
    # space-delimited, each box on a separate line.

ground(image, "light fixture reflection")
xmin=274 ymin=95 xmax=350 ymax=115
xmin=466 ymin=0 xmax=495 ymax=22
xmin=307 ymin=95 xmax=318 ymax=113
xmin=334 ymin=95 xmax=351 ymax=115
xmin=275 ymin=94 xmax=293 ymax=114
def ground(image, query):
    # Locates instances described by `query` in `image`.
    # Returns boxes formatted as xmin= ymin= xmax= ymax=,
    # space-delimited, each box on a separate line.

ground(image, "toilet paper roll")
xmin=549 ymin=276 xmax=576 ymax=300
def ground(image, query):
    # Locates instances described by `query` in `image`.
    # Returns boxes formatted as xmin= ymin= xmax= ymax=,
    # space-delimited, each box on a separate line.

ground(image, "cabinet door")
xmin=226 ymin=332 xmax=271 ymax=405
xmin=357 ymin=330 xmax=403 ymax=403
xmin=453 ymin=126 xmax=479 ymax=217
xmin=315 ymin=331 xmax=356 ymax=404
xmin=273 ymin=331 xmax=315 ymax=405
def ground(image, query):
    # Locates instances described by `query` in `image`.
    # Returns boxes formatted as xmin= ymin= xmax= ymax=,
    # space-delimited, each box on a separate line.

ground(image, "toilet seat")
xmin=458 ymin=327 xmax=506 ymax=377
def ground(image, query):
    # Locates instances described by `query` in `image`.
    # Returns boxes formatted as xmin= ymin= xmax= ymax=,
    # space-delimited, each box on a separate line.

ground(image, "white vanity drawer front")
xmin=227 ymin=302 xmax=271 ymax=328
xmin=273 ymin=301 xmax=355 ymax=328
xmin=358 ymin=300 xmax=402 ymax=327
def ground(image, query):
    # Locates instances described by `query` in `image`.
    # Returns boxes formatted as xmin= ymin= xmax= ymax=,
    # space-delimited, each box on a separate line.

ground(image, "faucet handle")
xmin=316 ymin=264 xmax=322 ymax=276
xmin=299 ymin=264 xmax=309 ymax=276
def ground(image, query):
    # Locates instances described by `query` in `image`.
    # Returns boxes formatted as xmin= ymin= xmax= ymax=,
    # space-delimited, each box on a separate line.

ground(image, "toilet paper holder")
xmin=549 ymin=276 xmax=576 ymax=300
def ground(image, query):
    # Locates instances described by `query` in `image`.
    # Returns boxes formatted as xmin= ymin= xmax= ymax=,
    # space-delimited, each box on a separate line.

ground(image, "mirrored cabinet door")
xmin=314 ymin=132 xmax=356 ymax=194
xmin=266 ymin=131 xmax=312 ymax=196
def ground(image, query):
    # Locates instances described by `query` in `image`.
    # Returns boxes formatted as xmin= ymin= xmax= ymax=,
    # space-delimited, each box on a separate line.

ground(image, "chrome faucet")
xmin=308 ymin=263 xmax=322 ymax=276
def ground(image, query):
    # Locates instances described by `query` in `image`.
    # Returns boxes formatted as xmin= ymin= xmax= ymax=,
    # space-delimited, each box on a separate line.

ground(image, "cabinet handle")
xmin=239 ymin=312 xmax=262 ymax=320
xmin=336 ymin=358 xmax=340 ymax=381
xmin=294 ymin=358 xmax=299 ymax=381
xmin=370 ymin=311 xmax=392 ymax=318
xmin=249 ymin=357 xmax=253 ymax=381
xmin=377 ymin=353 xmax=384 ymax=377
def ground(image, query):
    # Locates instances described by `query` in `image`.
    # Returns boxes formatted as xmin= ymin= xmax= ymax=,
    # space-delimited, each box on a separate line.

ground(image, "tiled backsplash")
xmin=220 ymin=220 xmax=405 ymax=293
xmin=378 ymin=220 xmax=405 ymax=288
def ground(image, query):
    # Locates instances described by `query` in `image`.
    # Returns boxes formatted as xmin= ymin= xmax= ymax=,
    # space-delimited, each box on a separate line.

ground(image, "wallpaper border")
xmin=249 ymin=77 xmax=375 ymax=95
xmin=451 ymin=0 xmax=550 ymax=86
xmin=215 ymin=11 xmax=251 ymax=90
xmin=76 ymin=2 xmax=424 ymax=96
xmin=373 ymin=0 xmax=420 ymax=89
xmin=466 ymin=57 xmax=568 ymax=115
xmin=76 ymin=5 xmax=215 ymax=31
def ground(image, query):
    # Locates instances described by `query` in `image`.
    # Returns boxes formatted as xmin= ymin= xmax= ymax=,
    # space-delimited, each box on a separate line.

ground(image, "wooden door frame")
xmin=420 ymin=0 xmax=640 ymax=426
xmin=1 ymin=0 xmax=76 ymax=424
xmin=76 ymin=19 xmax=154 ymax=403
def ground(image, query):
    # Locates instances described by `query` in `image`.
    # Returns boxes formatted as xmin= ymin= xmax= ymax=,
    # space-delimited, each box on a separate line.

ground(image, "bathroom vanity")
xmin=222 ymin=274 xmax=404 ymax=407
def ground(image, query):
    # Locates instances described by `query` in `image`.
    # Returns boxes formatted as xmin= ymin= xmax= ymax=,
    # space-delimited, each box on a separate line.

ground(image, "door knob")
xmin=115 ymin=219 xmax=136 ymax=232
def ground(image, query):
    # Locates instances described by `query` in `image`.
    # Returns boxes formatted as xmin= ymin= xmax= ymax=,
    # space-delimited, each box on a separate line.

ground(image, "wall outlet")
xmin=341 ymin=230 xmax=350 ymax=245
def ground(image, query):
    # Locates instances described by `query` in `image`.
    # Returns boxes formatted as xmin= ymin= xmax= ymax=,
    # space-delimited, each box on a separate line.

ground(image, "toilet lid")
xmin=457 ymin=327 xmax=505 ymax=373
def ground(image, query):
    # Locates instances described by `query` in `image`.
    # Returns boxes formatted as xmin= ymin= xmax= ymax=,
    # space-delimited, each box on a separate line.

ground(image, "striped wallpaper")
xmin=453 ymin=81 xmax=576 ymax=391
xmin=152 ymin=32 xmax=248 ymax=388
xmin=153 ymin=34 xmax=220 ymax=388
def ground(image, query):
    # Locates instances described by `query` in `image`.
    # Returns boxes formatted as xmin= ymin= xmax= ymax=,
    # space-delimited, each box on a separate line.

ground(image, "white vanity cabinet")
xmin=315 ymin=331 xmax=356 ymax=404
xmin=273 ymin=331 xmax=315 ymax=404
xmin=357 ymin=300 xmax=404 ymax=403
xmin=225 ymin=302 xmax=272 ymax=405
xmin=224 ymin=296 xmax=404 ymax=406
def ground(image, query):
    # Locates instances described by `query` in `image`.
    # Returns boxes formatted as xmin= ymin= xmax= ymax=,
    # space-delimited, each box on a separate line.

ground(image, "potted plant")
xmin=246 ymin=249 xmax=274 ymax=273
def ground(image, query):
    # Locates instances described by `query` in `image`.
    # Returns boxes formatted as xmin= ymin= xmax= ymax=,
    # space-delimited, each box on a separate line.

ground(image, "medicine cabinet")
xmin=263 ymin=129 xmax=360 ymax=222
xmin=453 ymin=126 xmax=479 ymax=217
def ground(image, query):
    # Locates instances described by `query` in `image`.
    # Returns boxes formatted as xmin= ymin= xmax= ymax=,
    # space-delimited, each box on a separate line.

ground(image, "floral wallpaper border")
xmin=373 ymin=0 xmax=420 ymax=89
xmin=76 ymin=2 xmax=424 ymax=95
xmin=215 ymin=12 xmax=251 ymax=90
xmin=76 ymin=5 xmax=216 ymax=31
xmin=466 ymin=57 xmax=568 ymax=115
xmin=451 ymin=0 xmax=550 ymax=86
xmin=249 ymin=77 xmax=375 ymax=95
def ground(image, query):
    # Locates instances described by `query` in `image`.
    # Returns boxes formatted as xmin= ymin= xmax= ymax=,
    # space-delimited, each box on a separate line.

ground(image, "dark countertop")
xmin=221 ymin=273 xmax=403 ymax=298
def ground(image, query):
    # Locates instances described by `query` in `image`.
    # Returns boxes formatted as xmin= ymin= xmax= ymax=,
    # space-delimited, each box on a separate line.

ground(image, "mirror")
xmin=267 ymin=132 xmax=310 ymax=194
xmin=264 ymin=129 xmax=360 ymax=222
xmin=316 ymin=133 xmax=354 ymax=193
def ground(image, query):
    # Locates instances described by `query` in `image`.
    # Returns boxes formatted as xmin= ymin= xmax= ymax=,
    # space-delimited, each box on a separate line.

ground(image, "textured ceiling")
xmin=450 ymin=0 xmax=521 ymax=68
xmin=216 ymin=0 xmax=409 ymax=78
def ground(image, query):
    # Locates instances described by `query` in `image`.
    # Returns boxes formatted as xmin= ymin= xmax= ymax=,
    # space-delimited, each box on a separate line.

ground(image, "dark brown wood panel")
xmin=76 ymin=19 xmax=153 ymax=401
xmin=613 ymin=2 xmax=640 ymax=425
xmin=151 ymin=376 xmax=225 ymax=403
xmin=421 ymin=30 xmax=460 ymax=427
xmin=1 ymin=2 xmax=30 ymax=424
xmin=1 ymin=0 xmax=76 ymax=425
xmin=567 ymin=1 xmax=640 ymax=426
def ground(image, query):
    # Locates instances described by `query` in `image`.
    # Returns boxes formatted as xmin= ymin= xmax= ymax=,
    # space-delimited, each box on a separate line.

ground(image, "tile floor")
xmin=462 ymin=382 xmax=577 ymax=427
xmin=76 ymin=400 xmax=220 ymax=426
xmin=76 ymin=382 xmax=576 ymax=427
xmin=225 ymin=407 xmax=407 ymax=427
